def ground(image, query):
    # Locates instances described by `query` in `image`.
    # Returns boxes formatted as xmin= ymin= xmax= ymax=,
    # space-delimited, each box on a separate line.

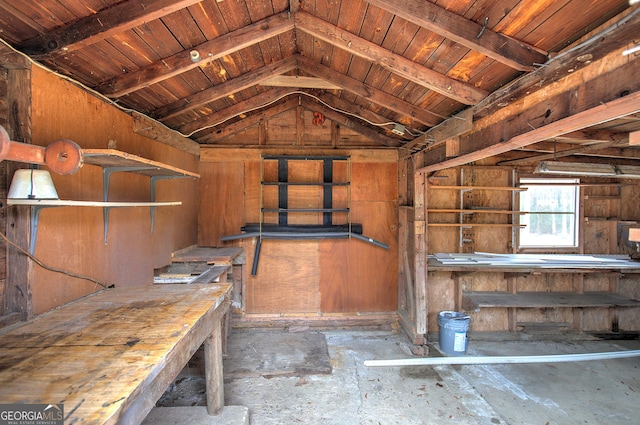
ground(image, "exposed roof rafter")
xmin=363 ymin=0 xmax=547 ymax=71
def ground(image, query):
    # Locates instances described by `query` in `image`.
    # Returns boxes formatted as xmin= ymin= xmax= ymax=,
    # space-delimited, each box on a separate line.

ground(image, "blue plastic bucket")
xmin=438 ymin=311 xmax=471 ymax=356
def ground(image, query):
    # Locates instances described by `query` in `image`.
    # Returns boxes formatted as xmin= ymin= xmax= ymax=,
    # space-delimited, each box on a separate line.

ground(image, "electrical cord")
xmin=184 ymin=90 xmax=403 ymax=137
xmin=0 ymin=231 xmax=109 ymax=289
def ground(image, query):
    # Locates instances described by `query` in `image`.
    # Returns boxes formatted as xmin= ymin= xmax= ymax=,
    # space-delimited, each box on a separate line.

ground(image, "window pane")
xmin=519 ymin=178 xmax=579 ymax=247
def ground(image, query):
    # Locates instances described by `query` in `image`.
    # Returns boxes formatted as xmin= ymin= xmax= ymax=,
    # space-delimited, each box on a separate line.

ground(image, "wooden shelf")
xmin=7 ymin=199 xmax=181 ymax=207
xmin=463 ymin=291 xmax=640 ymax=310
xmin=83 ymin=149 xmax=199 ymax=178
xmin=10 ymin=150 xmax=198 ymax=252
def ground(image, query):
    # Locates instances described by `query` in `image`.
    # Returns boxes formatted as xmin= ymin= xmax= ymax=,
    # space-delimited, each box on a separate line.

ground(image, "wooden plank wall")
xmin=9 ymin=66 xmax=200 ymax=316
xmin=425 ymin=165 xmax=640 ymax=333
xmin=199 ymin=148 xmax=398 ymax=315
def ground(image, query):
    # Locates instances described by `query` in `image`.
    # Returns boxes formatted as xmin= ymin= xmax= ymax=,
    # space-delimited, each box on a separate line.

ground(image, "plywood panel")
xmin=351 ymin=162 xmax=397 ymax=201
xmin=334 ymin=200 xmax=398 ymax=312
xmin=28 ymin=66 xmax=199 ymax=315
xmin=245 ymin=240 xmax=320 ymax=314
xmin=198 ymin=162 xmax=245 ymax=247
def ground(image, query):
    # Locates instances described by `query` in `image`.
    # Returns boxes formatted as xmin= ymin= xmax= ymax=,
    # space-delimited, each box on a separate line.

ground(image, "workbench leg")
xmin=204 ymin=318 xmax=224 ymax=415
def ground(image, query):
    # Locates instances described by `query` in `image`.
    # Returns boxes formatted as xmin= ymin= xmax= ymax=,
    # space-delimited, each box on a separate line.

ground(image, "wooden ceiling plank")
xmin=17 ymin=0 xmax=205 ymax=57
xmin=294 ymin=11 xmax=487 ymax=105
xmin=152 ymin=56 xmax=298 ymax=121
xmin=297 ymin=55 xmax=442 ymax=127
xmin=96 ymin=12 xmax=295 ymax=98
xmin=180 ymin=87 xmax=294 ymax=136
xmin=197 ymin=97 xmax=299 ymax=143
xmin=363 ymin=0 xmax=546 ymax=71
xmin=418 ymin=89 xmax=640 ymax=173
xmin=299 ymin=97 xmax=402 ymax=147
xmin=474 ymin=7 xmax=640 ymax=118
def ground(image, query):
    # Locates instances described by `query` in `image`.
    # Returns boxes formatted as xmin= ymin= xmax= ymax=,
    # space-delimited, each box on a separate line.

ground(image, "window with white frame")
xmin=518 ymin=178 xmax=580 ymax=248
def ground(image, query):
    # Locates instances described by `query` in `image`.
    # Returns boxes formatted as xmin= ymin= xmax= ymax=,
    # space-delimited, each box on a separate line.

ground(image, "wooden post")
xmin=414 ymin=169 xmax=427 ymax=337
xmin=5 ymin=63 xmax=33 ymax=321
xmin=204 ymin=311 xmax=225 ymax=415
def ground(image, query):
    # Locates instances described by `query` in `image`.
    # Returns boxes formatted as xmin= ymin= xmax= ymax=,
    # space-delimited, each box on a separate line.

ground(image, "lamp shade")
xmin=8 ymin=169 xmax=59 ymax=199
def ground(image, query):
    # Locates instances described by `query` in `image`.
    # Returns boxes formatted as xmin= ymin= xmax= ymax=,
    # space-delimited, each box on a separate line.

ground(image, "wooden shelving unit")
xmin=429 ymin=253 xmax=640 ymax=332
xmin=8 ymin=149 xmax=199 ymax=252
xmin=222 ymin=154 xmax=388 ymax=275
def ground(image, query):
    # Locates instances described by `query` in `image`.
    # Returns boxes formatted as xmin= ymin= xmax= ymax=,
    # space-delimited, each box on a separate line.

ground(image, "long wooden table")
xmin=0 ymin=283 xmax=231 ymax=424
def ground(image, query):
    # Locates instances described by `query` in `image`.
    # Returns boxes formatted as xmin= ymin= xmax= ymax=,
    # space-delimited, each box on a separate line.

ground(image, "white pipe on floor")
xmin=364 ymin=350 xmax=640 ymax=367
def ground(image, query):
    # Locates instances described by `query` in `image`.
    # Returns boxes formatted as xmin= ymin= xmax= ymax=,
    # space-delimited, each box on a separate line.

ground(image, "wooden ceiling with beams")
xmin=0 ymin=0 xmax=639 ymax=169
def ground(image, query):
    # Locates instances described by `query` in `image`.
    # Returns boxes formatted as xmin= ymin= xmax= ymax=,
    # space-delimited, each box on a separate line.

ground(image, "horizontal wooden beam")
xmin=417 ymin=89 xmax=640 ymax=173
xmin=259 ymin=75 xmax=341 ymax=90
xmin=295 ymin=11 xmax=487 ymax=105
xmin=363 ymin=0 xmax=546 ymax=71
xmin=17 ymin=0 xmax=203 ymax=57
xmin=297 ymin=55 xmax=442 ymax=127
xmin=400 ymin=108 xmax=473 ymax=157
xmin=473 ymin=7 xmax=640 ymax=118
xmin=131 ymin=113 xmax=200 ymax=156
xmin=497 ymin=139 xmax=628 ymax=166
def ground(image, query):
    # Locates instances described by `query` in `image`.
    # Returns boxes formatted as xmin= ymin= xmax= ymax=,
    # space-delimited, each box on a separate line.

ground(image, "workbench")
xmin=0 ymin=283 xmax=231 ymax=424
xmin=170 ymin=246 xmax=246 ymax=311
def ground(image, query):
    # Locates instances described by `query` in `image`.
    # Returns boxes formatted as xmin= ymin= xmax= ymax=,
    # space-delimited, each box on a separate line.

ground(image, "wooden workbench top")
xmin=0 ymin=283 xmax=231 ymax=425
xmin=171 ymin=246 xmax=244 ymax=263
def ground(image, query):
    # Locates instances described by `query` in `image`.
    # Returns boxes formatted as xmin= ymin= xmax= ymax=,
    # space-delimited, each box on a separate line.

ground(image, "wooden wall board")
xmin=583 ymin=221 xmax=617 ymax=254
xmin=473 ymin=227 xmax=512 ymax=252
xmin=515 ymin=274 xmax=575 ymax=292
xmin=425 ymin=271 xmax=455 ymax=332
xmin=351 ymin=162 xmax=398 ymax=202
xmin=620 ymin=185 xmax=640 ymax=222
xmin=319 ymin=239 xmax=351 ymax=312
xmin=582 ymin=307 xmax=612 ymax=331
xmin=244 ymin=240 xmax=320 ymax=314
xmin=458 ymin=272 xmax=509 ymax=292
xmin=427 ymin=227 xmax=458 ymax=253
xmin=202 ymin=148 xmax=398 ymax=315
xmin=198 ymin=161 xmax=245 ymax=247
xmin=27 ymin=66 xmax=200 ymax=315
xmin=515 ymin=308 xmax=574 ymax=328
xmin=467 ymin=308 xmax=509 ymax=332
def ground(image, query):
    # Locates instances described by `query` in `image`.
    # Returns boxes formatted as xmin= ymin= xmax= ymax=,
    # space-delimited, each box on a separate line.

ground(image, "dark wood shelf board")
xmin=463 ymin=291 xmax=640 ymax=309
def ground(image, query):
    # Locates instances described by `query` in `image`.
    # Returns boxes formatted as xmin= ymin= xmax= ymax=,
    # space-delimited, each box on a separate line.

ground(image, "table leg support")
xmin=204 ymin=318 xmax=224 ymax=415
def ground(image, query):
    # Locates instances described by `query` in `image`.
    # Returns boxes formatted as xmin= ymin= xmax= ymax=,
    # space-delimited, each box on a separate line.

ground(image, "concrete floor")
xmin=160 ymin=329 xmax=640 ymax=424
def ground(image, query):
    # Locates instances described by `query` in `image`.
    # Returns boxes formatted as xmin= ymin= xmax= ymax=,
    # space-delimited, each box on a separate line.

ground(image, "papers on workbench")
xmin=430 ymin=253 xmax=640 ymax=268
